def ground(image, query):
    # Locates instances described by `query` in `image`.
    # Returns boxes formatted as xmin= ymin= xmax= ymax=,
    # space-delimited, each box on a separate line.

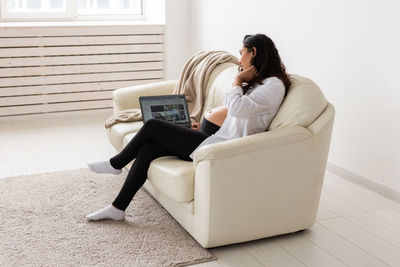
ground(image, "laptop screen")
xmin=139 ymin=94 xmax=191 ymax=127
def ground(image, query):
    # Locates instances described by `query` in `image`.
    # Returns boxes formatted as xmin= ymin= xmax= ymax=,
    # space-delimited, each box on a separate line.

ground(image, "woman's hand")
xmin=191 ymin=122 xmax=201 ymax=130
xmin=233 ymin=65 xmax=258 ymax=86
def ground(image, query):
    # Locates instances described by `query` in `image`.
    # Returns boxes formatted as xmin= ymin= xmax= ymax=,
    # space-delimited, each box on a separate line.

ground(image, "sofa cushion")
xmin=108 ymin=120 xmax=143 ymax=151
xmin=122 ymin=133 xmax=195 ymax=203
xmin=268 ymin=74 xmax=328 ymax=130
xmin=147 ymin=157 xmax=195 ymax=203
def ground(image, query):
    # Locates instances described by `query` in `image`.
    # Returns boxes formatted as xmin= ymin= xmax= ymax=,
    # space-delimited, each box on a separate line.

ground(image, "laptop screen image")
xmin=139 ymin=94 xmax=191 ymax=128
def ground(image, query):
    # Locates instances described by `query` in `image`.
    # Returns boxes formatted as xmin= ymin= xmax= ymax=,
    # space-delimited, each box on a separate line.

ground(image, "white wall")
xmin=143 ymin=0 xmax=191 ymax=80
xmin=186 ymin=0 xmax=400 ymax=192
xmin=144 ymin=0 xmax=165 ymax=24
xmin=164 ymin=0 xmax=192 ymax=80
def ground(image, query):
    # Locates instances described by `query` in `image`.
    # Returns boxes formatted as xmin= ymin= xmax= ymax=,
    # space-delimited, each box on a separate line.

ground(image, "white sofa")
xmin=107 ymin=62 xmax=335 ymax=248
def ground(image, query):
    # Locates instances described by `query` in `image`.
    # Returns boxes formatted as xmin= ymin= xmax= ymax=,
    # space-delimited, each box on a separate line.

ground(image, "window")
xmin=0 ymin=0 xmax=144 ymax=20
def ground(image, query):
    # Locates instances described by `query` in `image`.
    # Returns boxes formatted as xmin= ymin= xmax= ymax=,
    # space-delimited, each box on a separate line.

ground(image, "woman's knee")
xmin=144 ymin=118 xmax=164 ymax=127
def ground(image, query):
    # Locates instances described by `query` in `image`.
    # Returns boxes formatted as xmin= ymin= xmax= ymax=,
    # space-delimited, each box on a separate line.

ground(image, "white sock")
xmin=87 ymin=160 xmax=122 ymax=174
xmin=86 ymin=204 xmax=125 ymax=221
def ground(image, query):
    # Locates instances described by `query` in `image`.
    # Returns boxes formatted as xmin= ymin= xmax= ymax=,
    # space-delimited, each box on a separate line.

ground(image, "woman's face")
xmin=239 ymin=46 xmax=254 ymax=70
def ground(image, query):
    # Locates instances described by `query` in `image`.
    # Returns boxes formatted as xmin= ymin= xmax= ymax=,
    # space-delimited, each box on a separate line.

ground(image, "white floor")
xmin=1 ymin=109 xmax=400 ymax=267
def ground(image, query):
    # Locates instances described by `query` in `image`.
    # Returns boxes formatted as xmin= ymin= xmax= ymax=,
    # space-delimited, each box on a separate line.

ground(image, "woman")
xmin=86 ymin=34 xmax=291 ymax=221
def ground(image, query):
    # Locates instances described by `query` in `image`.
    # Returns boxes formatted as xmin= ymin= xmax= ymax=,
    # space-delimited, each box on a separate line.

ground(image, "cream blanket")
xmin=104 ymin=50 xmax=239 ymax=129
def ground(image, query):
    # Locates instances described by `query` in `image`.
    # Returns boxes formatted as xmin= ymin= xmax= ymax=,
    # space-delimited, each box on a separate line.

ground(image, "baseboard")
xmin=326 ymin=162 xmax=400 ymax=203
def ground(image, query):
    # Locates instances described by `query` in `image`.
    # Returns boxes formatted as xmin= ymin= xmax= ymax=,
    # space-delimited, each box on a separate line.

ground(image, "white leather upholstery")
xmin=107 ymin=63 xmax=335 ymax=248
xmin=112 ymin=80 xmax=177 ymax=113
xmin=147 ymin=157 xmax=195 ymax=203
xmin=269 ymin=74 xmax=328 ymax=130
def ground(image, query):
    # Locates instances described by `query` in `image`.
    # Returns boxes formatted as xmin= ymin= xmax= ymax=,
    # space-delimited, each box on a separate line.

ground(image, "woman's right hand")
xmin=191 ymin=122 xmax=201 ymax=130
xmin=233 ymin=65 xmax=258 ymax=86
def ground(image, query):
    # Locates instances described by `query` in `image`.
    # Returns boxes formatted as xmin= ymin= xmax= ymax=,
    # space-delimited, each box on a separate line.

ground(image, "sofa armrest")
xmin=192 ymin=126 xmax=311 ymax=167
xmin=113 ymin=80 xmax=178 ymax=112
xmin=192 ymin=126 xmax=321 ymax=247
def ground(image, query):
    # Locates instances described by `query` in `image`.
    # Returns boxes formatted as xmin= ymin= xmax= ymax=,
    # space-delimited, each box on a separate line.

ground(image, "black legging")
xmin=109 ymin=118 xmax=219 ymax=211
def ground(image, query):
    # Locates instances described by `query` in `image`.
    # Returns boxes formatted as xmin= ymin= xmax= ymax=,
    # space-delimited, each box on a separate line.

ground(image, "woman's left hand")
xmin=191 ymin=122 xmax=200 ymax=130
xmin=233 ymin=65 xmax=258 ymax=86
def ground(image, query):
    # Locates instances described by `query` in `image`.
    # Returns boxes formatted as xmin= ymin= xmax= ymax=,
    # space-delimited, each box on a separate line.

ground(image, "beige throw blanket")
xmin=104 ymin=50 xmax=239 ymax=129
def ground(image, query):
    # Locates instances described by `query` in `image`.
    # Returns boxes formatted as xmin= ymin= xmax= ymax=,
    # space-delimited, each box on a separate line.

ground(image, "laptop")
xmin=139 ymin=94 xmax=192 ymax=128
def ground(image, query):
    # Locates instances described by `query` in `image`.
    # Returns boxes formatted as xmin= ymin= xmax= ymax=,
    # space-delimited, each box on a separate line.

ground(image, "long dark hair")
xmin=241 ymin=34 xmax=291 ymax=96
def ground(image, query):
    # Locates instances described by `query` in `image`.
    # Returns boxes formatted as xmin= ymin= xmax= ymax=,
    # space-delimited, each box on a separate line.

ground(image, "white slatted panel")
xmin=0 ymin=25 xmax=165 ymax=117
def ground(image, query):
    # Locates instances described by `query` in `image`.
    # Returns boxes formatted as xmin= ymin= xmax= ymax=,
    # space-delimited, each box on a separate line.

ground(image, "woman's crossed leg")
xmin=86 ymin=119 xmax=209 ymax=221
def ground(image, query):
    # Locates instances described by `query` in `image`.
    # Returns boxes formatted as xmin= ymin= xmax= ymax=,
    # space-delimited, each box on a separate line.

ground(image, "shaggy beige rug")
xmin=0 ymin=168 xmax=216 ymax=266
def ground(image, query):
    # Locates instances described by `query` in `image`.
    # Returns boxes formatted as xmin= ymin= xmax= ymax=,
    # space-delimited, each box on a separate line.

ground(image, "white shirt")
xmin=189 ymin=76 xmax=285 ymax=160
